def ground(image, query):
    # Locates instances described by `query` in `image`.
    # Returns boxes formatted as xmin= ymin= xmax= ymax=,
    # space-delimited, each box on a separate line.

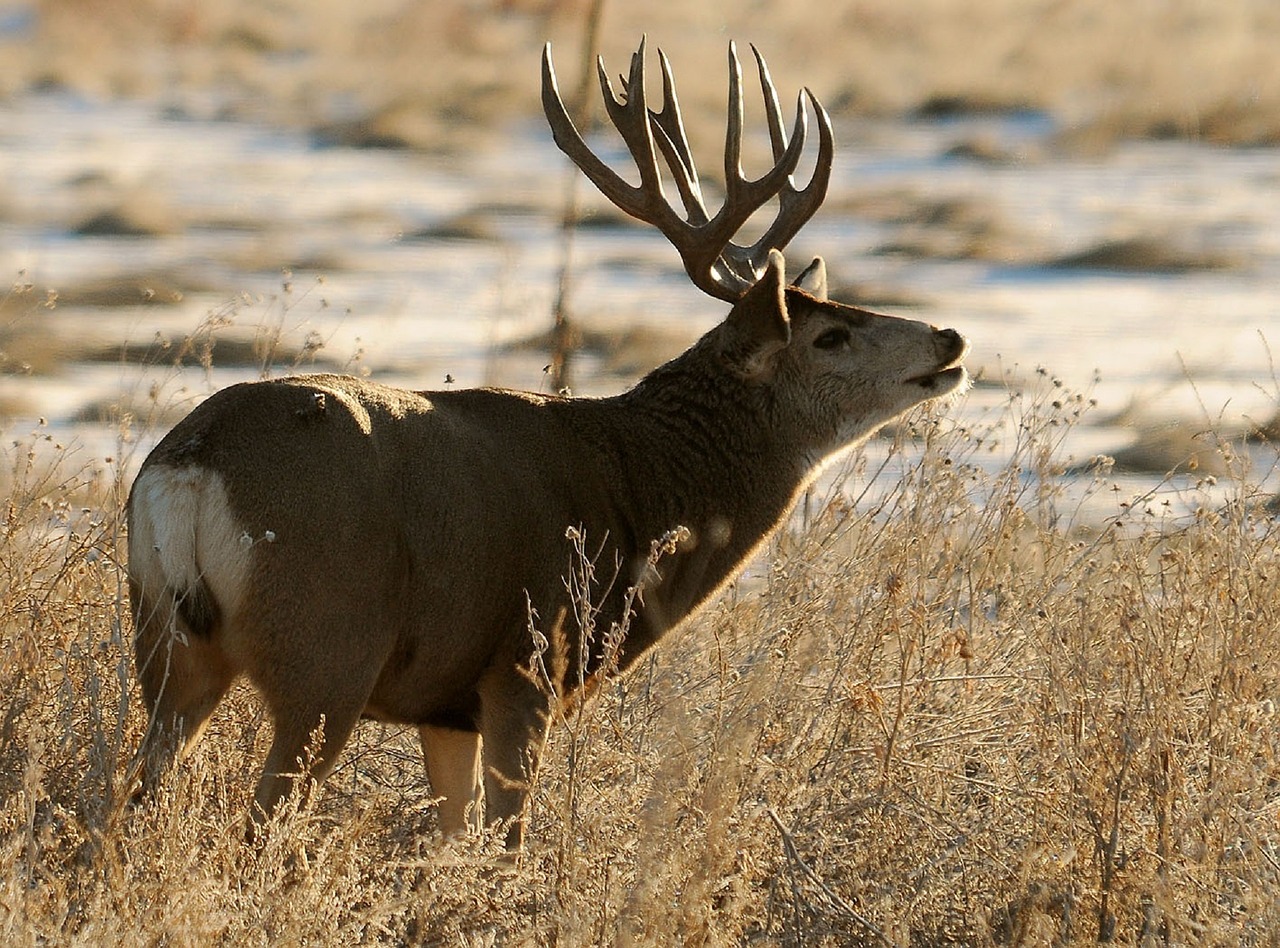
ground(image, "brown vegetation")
xmin=1 ymin=371 xmax=1277 ymax=943
xmin=6 ymin=0 xmax=1280 ymax=149
xmin=504 ymin=322 xmax=697 ymax=381
xmin=2 ymin=3 xmax=1278 ymax=940
xmin=869 ymin=195 xmax=1039 ymax=265
xmin=1105 ymin=424 xmax=1235 ymax=478
xmin=1043 ymin=237 xmax=1239 ymax=275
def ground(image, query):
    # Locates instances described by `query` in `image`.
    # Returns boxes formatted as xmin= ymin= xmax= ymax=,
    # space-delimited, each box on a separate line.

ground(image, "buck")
xmin=127 ymin=38 xmax=969 ymax=849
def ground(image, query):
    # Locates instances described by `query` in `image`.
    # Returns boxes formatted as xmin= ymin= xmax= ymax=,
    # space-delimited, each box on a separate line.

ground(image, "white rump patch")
xmin=129 ymin=465 xmax=252 ymax=620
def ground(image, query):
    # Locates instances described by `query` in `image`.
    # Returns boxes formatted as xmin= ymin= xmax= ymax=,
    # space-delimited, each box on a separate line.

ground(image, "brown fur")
xmin=127 ymin=252 xmax=967 ymax=848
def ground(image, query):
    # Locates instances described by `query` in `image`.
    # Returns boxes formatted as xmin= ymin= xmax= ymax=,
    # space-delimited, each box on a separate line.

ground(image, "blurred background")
xmin=0 ymin=0 xmax=1277 ymax=513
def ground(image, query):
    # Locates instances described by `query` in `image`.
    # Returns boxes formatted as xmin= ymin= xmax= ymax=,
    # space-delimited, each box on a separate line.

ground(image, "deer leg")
xmin=250 ymin=687 xmax=370 ymax=825
xmin=131 ymin=585 xmax=236 ymax=800
xmin=419 ymin=725 xmax=483 ymax=838
xmin=477 ymin=670 xmax=553 ymax=851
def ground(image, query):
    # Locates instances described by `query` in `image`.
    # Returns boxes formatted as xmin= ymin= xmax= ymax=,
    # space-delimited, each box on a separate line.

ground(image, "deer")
xmin=125 ymin=37 xmax=969 ymax=851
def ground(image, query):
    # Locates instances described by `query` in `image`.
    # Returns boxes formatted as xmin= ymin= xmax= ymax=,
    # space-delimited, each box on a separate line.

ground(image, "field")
xmin=3 ymin=0 xmax=1280 ymax=944
xmin=2 ymin=369 xmax=1278 ymax=944
xmin=3 ymin=0 xmax=1279 ymax=147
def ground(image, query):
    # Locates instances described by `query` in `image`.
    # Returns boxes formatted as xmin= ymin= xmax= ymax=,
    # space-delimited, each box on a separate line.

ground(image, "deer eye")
xmin=813 ymin=327 xmax=850 ymax=350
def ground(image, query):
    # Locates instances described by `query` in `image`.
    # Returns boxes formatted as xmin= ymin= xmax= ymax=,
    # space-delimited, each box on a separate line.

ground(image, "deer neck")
xmin=587 ymin=353 xmax=808 ymax=652
xmin=619 ymin=360 xmax=798 ymax=518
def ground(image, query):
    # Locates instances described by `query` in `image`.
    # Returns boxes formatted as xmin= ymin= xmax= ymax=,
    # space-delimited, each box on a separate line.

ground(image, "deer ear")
xmin=791 ymin=256 xmax=828 ymax=300
xmin=720 ymin=250 xmax=791 ymax=380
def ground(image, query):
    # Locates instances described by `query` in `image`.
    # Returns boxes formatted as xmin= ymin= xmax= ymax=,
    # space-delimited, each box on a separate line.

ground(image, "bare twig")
xmin=767 ymin=807 xmax=893 ymax=946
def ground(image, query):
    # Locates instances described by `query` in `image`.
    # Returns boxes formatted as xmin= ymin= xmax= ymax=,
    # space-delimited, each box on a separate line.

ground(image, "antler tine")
xmin=747 ymin=87 xmax=834 ymax=260
xmin=541 ymin=43 xmax=642 ymax=217
xmin=543 ymin=41 xmax=692 ymax=247
xmin=542 ymin=39 xmax=833 ymax=302
xmin=647 ymin=48 xmax=709 ymax=227
xmin=705 ymin=44 xmax=814 ymax=292
xmin=744 ymin=44 xmax=836 ymax=254
xmin=544 ymin=38 xmax=737 ymax=300
xmin=718 ymin=43 xmax=809 ymax=211
xmin=722 ymin=41 xmax=746 ymax=206
xmin=607 ymin=39 xmax=664 ymax=200
xmin=750 ymin=43 xmax=787 ymax=160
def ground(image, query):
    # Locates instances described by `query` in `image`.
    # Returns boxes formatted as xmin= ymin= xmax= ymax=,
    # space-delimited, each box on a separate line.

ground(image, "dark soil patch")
xmin=69 ymin=394 xmax=193 ymax=428
xmin=828 ymin=281 xmax=931 ymax=310
xmin=914 ymin=96 xmax=1039 ymax=120
xmin=314 ymin=100 xmax=494 ymax=156
xmin=81 ymin=334 xmax=332 ymax=370
xmin=51 ymin=272 xmax=209 ymax=307
xmin=873 ymin=215 xmax=1034 ymax=263
xmin=943 ymin=138 xmax=1027 ymax=165
xmin=1043 ymin=236 xmax=1238 ymax=273
xmin=405 ymin=212 xmax=500 ymax=242
xmin=505 ymin=323 xmax=697 ymax=379
xmin=567 ymin=205 xmax=649 ymax=230
xmin=1247 ymin=410 xmax=1280 ymax=443
xmin=71 ymin=199 xmax=180 ymax=237
xmin=1093 ymin=424 xmax=1231 ymax=477
xmin=853 ymin=193 xmax=1044 ymax=264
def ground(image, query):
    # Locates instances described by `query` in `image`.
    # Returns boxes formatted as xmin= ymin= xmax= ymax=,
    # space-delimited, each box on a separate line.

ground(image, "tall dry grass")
xmin=1 ymin=358 xmax=1277 ymax=945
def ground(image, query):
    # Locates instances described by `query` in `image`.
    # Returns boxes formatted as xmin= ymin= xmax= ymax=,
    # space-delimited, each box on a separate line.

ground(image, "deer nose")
xmin=935 ymin=327 xmax=966 ymax=359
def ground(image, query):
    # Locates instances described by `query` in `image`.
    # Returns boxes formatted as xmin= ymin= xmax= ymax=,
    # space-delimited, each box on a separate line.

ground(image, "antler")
xmin=541 ymin=37 xmax=834 ymax=302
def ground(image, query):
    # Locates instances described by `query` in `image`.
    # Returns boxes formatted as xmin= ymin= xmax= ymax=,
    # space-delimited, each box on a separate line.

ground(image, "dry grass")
xmin=1 ymin=365 xmax=1278 ymax=945
xmin=4 ymin=5 xmax=1277 ymax=940
xmin=7 ymin=0 xmax=1280 ymax=148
